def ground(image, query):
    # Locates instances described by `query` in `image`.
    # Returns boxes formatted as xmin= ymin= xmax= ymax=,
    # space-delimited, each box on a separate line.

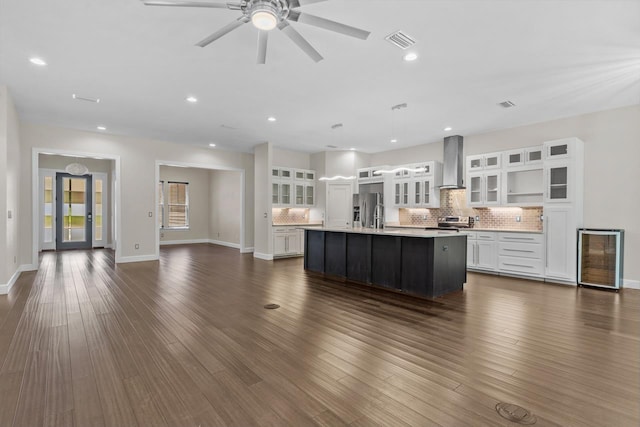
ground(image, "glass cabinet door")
xmin=272 ymin=183 xmax=279 ymax=204
xmin=305 ymin=185 xmax=314 ymax=205
xmin=394 ymin=183 xmax=401 ymax=205
xmin=414 ymin=181 xmax=421 ymax=205
xmin=548 ymin=165 xmax=568 ymax=201
xmin=485 ymin=173 xmax=500 ymax=203
xmin=422 ymin=180 xmax=431 ymax=205
xmin=469 ymin=176 xmax=482 ymax=204
xmin=402 ymin=182 xmax=409 ymax=205
xmin=295 ymin=184 xmax=304 ymax=205
xmin=281 ymin=183 xmax=291 ymax=205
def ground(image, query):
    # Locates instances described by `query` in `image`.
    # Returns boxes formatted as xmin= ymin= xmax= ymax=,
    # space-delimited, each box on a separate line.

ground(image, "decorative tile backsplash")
xmin=273 ymin=208 xmax=310 ymax=225
xmin=398 ymin=189 xmax=543 ymax=231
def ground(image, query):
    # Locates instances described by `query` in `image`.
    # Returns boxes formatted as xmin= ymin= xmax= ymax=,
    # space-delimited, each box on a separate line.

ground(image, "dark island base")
xmin=304 ymin=229 xmax=467 ymax=299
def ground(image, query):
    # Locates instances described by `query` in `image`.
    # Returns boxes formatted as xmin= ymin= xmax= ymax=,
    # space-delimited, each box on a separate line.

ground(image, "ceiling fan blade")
xmin=288 ymin=0 xmax=329 ymax=8
xmin=142 ymin=0 xmax=241 ymax=8
xmin=257 ymin=30 xmax=268 ymax=64
xmin=278 ymin=21 xmax=323 ymax=62
xmin=288 ymin=11 xmax=370 ymax=40
xmin=196 ymin=16 xmax=249 ymax=47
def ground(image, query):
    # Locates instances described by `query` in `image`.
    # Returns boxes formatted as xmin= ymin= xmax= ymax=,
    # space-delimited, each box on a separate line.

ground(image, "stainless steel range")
xmin=424 ymin=216 xmax=473 ymax=231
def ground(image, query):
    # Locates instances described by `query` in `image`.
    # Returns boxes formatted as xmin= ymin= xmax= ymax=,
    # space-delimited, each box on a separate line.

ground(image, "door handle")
xmin=87 ymin=212 xmax=92 ymax=222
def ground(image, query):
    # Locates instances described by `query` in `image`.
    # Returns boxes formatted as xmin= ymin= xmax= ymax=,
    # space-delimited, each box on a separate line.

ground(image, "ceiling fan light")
xmin=252 ymin=10 xmax=277 ymax=31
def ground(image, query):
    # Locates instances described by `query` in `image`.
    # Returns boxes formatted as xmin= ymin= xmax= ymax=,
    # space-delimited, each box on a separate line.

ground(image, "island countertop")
xmin=301 ymin=226 xmax=465 ymax=238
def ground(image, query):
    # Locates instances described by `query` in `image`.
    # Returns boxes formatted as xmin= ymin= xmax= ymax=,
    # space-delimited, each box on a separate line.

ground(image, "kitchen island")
xmin=304 ymin=227 xmax=467 ymax=298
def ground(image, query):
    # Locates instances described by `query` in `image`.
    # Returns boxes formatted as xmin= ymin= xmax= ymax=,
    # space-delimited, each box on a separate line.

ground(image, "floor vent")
xmin=495 ymin=402 xmax=537 ymax=424
xmin=385 ymin=31 xmax=416 ymax=50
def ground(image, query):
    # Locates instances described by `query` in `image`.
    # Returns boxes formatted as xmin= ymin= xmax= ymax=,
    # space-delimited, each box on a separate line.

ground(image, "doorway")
xmin=55 ymin=173 xmax=93 ymax=250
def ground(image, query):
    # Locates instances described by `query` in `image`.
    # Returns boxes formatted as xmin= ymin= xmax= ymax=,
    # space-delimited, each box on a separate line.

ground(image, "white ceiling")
xmin=1 ymin=0 xmax=639 ymax=154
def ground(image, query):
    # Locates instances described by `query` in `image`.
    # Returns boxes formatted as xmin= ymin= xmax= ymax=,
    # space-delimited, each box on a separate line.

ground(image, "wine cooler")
xmin=577 ymin=229 xmax=624 ymax=289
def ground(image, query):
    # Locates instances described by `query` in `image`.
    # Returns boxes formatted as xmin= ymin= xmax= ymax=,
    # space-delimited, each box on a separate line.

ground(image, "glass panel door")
xmin=469 ymin=176 xmax=482 ymax=204
xmin=56 ymin=173 xmax=92 ymax=250
xmin=281 ymin=183 xmax=291 ymax=205
xmin=44 ymin=175 xmax=54 ymax=245
xmin=423 ymin=180 xmax=430 ymax=205
xmin=305 ymin=185 xmax=314 ymax=205
xmin=295 ymin=184 xmax=304 ymax=205
xmin=414 ymin=181 xmax=421 ymax=205
xmin=549 ymin=166 xmax=568 ymax=200
xmin=272 ymin=183 xmax=280 ymax=204
xmin=93 ymin=173 xmax=108 ymax=247
xmin=485 ymin=173 xmax=499 ymax=203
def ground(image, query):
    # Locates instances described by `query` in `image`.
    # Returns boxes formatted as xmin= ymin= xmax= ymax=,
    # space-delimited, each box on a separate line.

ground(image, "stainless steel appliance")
xmin=424 ymin=216 xmax=473 ymax=231
xmin=359 ymin=192 xmax=383 ymax=228
xmin=352 ymin=194 xmax=360 ymax=224
xmin=578 ymin=229 xmax=624 ymax=290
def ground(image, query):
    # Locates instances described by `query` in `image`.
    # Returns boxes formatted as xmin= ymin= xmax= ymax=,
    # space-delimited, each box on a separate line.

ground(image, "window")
xmin=159 ymin=181 xmax=189 ymax=229
xmin=158 ymin=181 xmax=164 ymax=228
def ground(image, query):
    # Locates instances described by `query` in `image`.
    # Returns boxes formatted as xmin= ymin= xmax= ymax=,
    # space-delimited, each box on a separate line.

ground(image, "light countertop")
xmin=385 ymin=224 xmax=543 ymax=234
xmin=302 ymin=226 xmax=466 ymax=238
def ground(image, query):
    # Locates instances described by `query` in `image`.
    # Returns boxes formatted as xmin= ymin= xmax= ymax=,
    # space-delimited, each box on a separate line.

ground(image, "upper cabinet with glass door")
xmin=543 ymin=138 xmax=584 ymax=203
xmin=505 ymin=145 xmax=543 ymax=168
xmin=467 ymin=152 xmax=501 ymax=171
xmin=272 ymin=167 xmax=315 ymax=207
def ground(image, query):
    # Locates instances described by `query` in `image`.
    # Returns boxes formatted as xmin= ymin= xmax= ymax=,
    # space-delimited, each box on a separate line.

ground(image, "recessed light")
xmin=267 ymin=116 xmax=277 ymax=122
xmin=390 ymin=139 xmax=398 ymax=143
xmin=72 ymin=94 xmax=100 ymax=103
xmin=349 ymin=148 xmax=356 ymax=151
xmin=29 ymin=57 xmax=47 ymax=66
xmin=444 ymin=127 xmax=452 ymax=131
xmin=96 ymin=126 xmax=106 ymax=131
xmin=403 ymin=52 xmax=418 ymax=62
xmin=209 ymin=143 xmax=216 ymax=147
xmin=186 ymin=96 xmax=198 ymax=103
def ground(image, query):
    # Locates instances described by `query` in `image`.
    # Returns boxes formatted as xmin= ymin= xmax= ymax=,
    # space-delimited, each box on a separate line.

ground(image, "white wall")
xmin=253 ymin=143 xmax=271 ymax=258
xmin=273 ymin=147 xmax=310 ymax=169
xmin=209 ymin=170 xmax=242 ymax=245
xmin=369 ymin=105 xmax=640 ymax=283
xmin=0 ymin=86 xmax=21 ymax=289
xmin=159 ymin=166 xmax=211 ymax=243
xmin=19 ymin=122 xmax=254 ymax=265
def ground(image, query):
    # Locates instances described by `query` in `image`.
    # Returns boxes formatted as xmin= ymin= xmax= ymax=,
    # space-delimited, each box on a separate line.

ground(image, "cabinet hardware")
xmin=503 ymin=249 xmax=535 ymax=253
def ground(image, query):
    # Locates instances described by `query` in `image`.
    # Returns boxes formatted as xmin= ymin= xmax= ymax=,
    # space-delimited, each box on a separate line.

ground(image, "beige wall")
xmin=209 ymin=170 xmax=242 ymax=245
xmin=369 ymin=105 xmax=640 ymax=283
xmin=159 ymin=166 xmax=211 ymax=243
xmin=273 ymin=147 xmax=310 ymax=169
xmin=19 ymin=122 xmax=254 ymax=265
xmin=0 ymin=86 xmax=22 ymax=286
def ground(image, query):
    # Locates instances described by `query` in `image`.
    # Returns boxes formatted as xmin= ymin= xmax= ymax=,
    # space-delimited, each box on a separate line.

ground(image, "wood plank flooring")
xmin=0 ymin=244 xmax=638 ymax=426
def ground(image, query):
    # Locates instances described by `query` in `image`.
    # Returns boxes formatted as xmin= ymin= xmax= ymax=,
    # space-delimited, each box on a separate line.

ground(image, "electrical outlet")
xmin=515 ymin=215 xmax=521 ymax=222
xmin=475 ymin=215 xmax=480 ymax=222
xmin=148 ymin=211 xmax=153 ymax=217
xmin=7 ymin=210 xmax=12 ymax=219
xmin=135 ymin=243 xmax=140 ymax=250
xmin=422 ymin=215 xmax=427 ymax=220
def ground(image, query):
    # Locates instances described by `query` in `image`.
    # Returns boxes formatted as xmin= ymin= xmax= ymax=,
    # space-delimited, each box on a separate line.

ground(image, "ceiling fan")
xmin=141 ymin=0 xmax=370 ymax=64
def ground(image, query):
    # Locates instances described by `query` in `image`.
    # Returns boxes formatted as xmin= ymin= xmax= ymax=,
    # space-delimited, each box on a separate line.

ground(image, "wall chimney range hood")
xmin=440 ymin=135 xmax=465 ymax=189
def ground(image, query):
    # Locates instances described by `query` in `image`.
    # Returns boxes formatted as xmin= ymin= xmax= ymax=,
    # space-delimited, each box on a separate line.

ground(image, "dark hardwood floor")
xmin=0 ymin=244 xmax=638 ymax=426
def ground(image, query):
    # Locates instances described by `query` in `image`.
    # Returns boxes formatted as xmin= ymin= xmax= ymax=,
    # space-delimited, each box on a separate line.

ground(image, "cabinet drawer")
xmin=476 ymin=232 xmax=497 ymax=241
xmin=499 ymin=232 xmax=543 ymax=244
xmin=498 ymin=242 xmax=543 ymax=259
xmin=498 ymin=256 xmax=544 ymax=276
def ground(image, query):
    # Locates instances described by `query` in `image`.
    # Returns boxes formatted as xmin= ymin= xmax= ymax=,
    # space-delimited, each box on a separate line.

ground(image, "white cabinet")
xmin=466 ymin=231 xmax=498 ymax=271
xmin=544 ymin=162 xmax=571 ymax=203
xmin=273 ymin=167 xmax=315 ymax=207
xmin=357 ymin=166 xmax=387 ymax=183
xmin=273 ymin=227 xmax=303 ymax=257
xmin=467 ymin=172 xmax=501 ymax=207
xmin=467 ymin=152 xmax=501 ymax=171
xmin=505 ymin=146 xmax=543 ymax=168
xmin=498 ymin=232 xmax=544 ymax=278
xmin=504 ymin=167 xmax=543 ymax=206
xmin=391 ymin=161 xmax=442 ymax=208
xmin=544 ymin=206 xmax=577 ymax=282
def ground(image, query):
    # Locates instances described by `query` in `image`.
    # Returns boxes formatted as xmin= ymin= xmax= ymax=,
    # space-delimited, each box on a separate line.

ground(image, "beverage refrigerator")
xmin=577 ymin=229 xmax=624 ymax=290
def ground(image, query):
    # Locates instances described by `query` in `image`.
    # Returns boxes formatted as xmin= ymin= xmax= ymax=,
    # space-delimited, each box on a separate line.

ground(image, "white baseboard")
xmin=240 ymin=247 xmax=254 ymax=254
xmin=208 ymin=240 xmax=240 ymax=249
xmin=253 ymin=252 xmax=274 ymax=261
xmin=623 ymin=279 xmax=640 ymax=290
xmin=160 ymin=238 xmax=210 ymax=246
xmin=116 ymin=254 xmax=159 ymax=264
xmin=0 ymin=264 xmax=37 ymax=295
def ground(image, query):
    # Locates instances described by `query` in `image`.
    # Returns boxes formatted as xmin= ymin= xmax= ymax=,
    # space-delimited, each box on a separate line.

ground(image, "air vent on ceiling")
xmin=326 ymin=145 xmax=338 ymax=149
xmin=498 ymin=100 xmax=516 ymax=108
xmin=385 ymin=31 xmax=416 ymax=50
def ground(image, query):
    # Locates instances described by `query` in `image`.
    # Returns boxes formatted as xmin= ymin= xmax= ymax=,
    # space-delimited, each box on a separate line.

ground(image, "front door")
xmin=56 ymin=173 xmax=93 ymax=250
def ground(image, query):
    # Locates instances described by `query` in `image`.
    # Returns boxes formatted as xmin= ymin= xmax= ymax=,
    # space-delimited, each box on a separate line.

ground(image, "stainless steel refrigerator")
xmin=359 ymin=192 xmax=383 ymax=228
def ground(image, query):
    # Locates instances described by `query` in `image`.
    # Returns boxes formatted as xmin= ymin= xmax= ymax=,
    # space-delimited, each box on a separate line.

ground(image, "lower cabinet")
xmin=497 ymin=232 xmax=544 ymax=278
xmin=273 ymin=227 xmax=303 ymax=257
xmin=466 ymin=231 xmax=498 ymax=271
xmin=467 ymin=231 xmax=545 ymax=279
